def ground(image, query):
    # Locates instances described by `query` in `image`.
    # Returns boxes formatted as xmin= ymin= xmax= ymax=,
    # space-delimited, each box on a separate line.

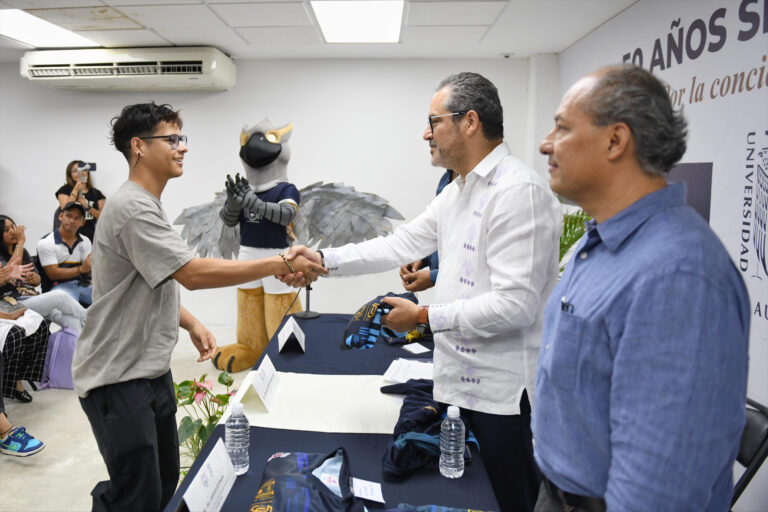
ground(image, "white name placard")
xmin=250 ymin=355 xmax=280 ymax=412
xmin=277 ymin=316 xmax=306 ymax=353
xmin=183 ymin=438 xmax=236 ymax=512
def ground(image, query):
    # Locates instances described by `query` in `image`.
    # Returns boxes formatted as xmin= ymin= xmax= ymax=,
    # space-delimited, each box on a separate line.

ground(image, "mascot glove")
xmin=233 ymin=174 xmax=266 ymax=212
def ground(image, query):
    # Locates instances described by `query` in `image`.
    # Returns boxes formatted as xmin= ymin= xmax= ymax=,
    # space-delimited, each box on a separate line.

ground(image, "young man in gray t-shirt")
xmin=72 ymin=102 xmax=325 ymax=512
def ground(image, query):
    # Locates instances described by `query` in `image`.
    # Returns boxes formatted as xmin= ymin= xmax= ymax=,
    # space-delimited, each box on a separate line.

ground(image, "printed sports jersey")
xmin=251 ymin=448 xmax=356 ymax=512
xmin=342 ymin=292 xmax=417 ymax=349
xmin=239 ymin=182 xmax=300 ymax=249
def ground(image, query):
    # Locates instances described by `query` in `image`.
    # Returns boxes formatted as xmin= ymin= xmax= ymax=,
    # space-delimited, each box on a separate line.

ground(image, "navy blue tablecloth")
xmin=165 ymin=313 xmax=499 ymax=511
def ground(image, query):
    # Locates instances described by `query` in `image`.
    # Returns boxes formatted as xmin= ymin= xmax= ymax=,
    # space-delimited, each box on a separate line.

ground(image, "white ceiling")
xmin=0 ymin=0 xmax=637 ymax=63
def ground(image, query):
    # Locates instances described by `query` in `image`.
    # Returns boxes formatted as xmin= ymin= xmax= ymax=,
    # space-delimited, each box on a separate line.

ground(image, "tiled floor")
xmin=0 ymin=322 xmax=247 ymax=512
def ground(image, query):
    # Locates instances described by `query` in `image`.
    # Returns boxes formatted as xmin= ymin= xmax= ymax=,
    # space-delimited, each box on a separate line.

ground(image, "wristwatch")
xmin=417 ymin=305 xmax=429 ymax=326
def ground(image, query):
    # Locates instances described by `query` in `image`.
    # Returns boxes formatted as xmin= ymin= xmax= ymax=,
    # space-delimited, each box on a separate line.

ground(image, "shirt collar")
xmin=595 ymin=182 xmax=687 ymax=252
xmin=54 ymin=227 xmax=82 ymax=250
xmin=467 ymin=142 xmax=509 ymax=180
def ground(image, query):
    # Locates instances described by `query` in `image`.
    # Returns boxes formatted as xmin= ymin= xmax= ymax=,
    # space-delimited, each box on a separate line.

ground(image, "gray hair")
xmin=580 ymin=64 xmax=687 ymax=175
xmin=437 ymin=72 xmax=504 ymax=141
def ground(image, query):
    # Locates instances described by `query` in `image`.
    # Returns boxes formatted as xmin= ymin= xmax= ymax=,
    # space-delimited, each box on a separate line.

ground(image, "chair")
xmin=732 ymin=398 xmax=768 ymax=507
xmin=52 ymin=206 xmax=61 ymax=231
xmin=31 ymin=254 xmax=54 ymax=293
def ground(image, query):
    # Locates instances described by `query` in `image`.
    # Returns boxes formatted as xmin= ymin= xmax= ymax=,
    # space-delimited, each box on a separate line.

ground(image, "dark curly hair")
xmin=110 ymin=102 xmax=182 ymax=162
xmin=580 ymin=64 xmax=687 ymax=175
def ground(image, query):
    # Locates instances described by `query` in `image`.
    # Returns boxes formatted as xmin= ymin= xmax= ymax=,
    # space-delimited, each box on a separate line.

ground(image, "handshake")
xmin=276 ymin=245 xmax=327 ymax=287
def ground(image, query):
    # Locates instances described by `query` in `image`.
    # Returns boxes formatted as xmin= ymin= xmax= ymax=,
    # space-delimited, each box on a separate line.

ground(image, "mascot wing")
xmin=294 ymin=182 xmax=405 ymax=249
xmin=173 ymin=190 xmax=241 ymax=259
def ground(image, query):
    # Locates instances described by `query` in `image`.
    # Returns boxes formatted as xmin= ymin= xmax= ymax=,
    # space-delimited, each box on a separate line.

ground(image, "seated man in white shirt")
xmin=287 ymin=72 xmax=562 ymax=512
xmin=36 ymin=202 xmax=93 ymax=306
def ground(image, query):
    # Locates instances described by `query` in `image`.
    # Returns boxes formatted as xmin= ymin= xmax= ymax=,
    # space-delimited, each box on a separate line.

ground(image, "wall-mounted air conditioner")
xmin=20 ymin=47 xmax=236 ymax=91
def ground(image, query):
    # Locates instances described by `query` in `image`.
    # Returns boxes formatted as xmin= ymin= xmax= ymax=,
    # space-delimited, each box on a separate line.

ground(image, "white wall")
xmin=559 ymin=1 xmax=768 ymax=509
xmin=0 ymin=57 xmax=531 ymax=331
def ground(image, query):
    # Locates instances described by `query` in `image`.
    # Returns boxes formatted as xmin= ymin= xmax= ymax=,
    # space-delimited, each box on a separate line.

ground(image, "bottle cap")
xmin=447 ymin=405 xmax=460 ymax=418
xmin=232 ymin=401 xmax=244 ymax=415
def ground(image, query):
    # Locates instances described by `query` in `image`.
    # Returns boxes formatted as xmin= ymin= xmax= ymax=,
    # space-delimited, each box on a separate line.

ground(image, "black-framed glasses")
xmin=139 ymin=134 xmax=188 ymax=150
xmin=428 ymin=111 xmax=466 ymax=132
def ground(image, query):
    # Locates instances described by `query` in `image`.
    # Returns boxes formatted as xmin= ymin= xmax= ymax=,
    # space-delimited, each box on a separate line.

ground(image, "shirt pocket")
xmin=541 ymin=310 xmax=584 ymax=390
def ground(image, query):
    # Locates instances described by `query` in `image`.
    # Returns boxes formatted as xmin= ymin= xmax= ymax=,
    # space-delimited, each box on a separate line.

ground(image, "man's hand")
xmin=189 ymin=321 xmax=218 ymax=362
xmin=380 ymin=296 xmax=421 ymax=332
xmin=399 ymin=261 xmax=420 ymax=279
xmin=401 ymin=268 xmax=434 ymax=292
xmin=80 ymin=254 xmax=92 ymax=274
xmin=285 ymin=245 xmax=323 ymax=265
xmin=277 ymin=246 xmax=326 ymax=287
xmin=275 ymin=272 xmax=307 ymax=287
xmin=290 ymin=254 xmax=327 ymax=283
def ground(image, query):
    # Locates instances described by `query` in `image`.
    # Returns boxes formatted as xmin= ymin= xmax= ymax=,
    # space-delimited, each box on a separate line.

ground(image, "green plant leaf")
xmin=199 ymin=422 xmax=217 ymax=445
xmin=178 ymin=416 xmax=202 ymax=445
xmin=218 ymin=371 xmax=234 ymax=387
xmin=177 ymin=384 xmax=192 ymax=399
xmin=215 ymin=394 xmax=231 ymax=407
xmin=559 ymin=209 xmax=591 ymax=262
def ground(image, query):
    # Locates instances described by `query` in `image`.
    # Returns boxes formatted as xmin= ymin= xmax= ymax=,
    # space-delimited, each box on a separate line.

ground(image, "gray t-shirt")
xmin=72 ymin=181 xmax=195 ymax=397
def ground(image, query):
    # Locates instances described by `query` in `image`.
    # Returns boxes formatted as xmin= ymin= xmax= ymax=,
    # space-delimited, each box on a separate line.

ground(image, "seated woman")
xmin=56 ymin=160 xmax=106 ymax=242
xmin=0 ymin=215 xmax=85 ymax=332
xmin=0 ymin=261 xmax=50 ymax=403
xmin=0 ymin=350 xmax=44 ymax=456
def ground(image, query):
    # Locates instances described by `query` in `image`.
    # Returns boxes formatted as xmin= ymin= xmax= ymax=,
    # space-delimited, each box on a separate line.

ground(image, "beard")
xmin=431 ymin=137 xmax=465 ymax=169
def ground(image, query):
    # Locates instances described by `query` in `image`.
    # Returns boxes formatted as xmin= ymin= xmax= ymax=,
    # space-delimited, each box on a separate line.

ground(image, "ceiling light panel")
xmin=311 ymin=0 xmax=404 ymax=43
xmin=0 ymin=9 xmax=98 ymax=47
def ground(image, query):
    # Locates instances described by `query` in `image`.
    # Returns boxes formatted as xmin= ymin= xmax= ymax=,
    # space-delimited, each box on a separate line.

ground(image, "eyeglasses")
xmin=139 ymin=134 xmax=188 ymax=150
xmin=428 ymin=111 xmax=466 ymax=132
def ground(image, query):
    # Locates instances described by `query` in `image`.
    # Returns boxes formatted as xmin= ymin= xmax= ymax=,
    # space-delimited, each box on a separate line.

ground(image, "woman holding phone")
xmin=56 ymin=160 xmax=106 ymax=241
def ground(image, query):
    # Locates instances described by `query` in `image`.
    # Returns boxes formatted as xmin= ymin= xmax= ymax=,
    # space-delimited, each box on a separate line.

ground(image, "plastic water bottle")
xmin=439 ymin=405 xmax=465 ymax=478
xmin=225 ymin=401 xmax=250 ymax=475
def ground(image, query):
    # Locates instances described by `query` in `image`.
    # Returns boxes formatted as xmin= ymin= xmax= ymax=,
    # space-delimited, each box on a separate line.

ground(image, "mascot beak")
xmin=265 ymin=121 xmax=293 ymax=144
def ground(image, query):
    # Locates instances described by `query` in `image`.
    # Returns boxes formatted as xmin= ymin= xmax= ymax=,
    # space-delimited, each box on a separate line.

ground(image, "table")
xmin=165 ymin=314 xmax=500 ymax=511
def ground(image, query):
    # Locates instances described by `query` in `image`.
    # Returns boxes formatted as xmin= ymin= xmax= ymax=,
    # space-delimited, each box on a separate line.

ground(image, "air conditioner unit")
xmin=20 ymin=47 xmax=236 ymax=91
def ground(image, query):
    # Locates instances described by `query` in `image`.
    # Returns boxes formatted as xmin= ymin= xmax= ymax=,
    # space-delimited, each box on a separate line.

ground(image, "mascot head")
xmin=239 ymin=118 xmax=293 ymax=191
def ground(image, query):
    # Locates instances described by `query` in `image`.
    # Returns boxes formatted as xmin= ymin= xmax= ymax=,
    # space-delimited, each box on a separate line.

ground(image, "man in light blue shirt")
xmin=533 ymin=64 xmax=750 ymax=511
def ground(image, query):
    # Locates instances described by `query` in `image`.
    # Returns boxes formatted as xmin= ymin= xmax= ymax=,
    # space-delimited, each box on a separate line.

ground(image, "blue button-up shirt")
xmin=533 ymin=183 xmax=750 ymax=511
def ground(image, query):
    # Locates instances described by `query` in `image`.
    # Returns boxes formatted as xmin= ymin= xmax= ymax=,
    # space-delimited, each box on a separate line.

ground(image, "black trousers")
xmin=534 ymin=478 xmax=606 ymax=512
xmin=79 ymin=371 xmax=179 ymax=512
xmin=461 ymin=390 xmax=539 ymax=512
